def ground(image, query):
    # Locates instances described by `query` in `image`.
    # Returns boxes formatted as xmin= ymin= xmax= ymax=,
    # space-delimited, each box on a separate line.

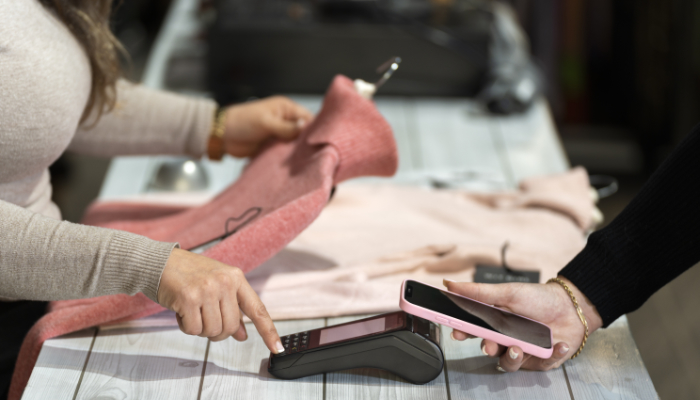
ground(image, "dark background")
xmin=49 ymin=1 xmax=700 ymax=398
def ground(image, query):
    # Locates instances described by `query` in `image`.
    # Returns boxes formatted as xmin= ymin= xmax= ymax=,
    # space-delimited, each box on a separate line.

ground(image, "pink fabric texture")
xmin=245 ymin=167 xmax=594 ymax=320
xmin=9 ymin=75 xmax=398 ymax=400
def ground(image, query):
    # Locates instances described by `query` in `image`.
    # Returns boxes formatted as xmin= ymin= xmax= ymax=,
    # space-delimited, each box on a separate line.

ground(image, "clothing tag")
xmin=473 ymin=265 xmax=540 ymax=284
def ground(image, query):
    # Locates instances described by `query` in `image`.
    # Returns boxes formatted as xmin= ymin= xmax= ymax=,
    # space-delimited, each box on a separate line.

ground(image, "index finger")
xmin=236 ymin=279 xmax=284 ymax=354
xmin=443 ymin=280 xmax=511 ymax=306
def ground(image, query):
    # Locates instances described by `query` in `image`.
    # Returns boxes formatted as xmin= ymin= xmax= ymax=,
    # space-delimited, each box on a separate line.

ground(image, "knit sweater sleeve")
xmin=68 ymin=80 xmax=217 ymax=158
xmin=0 ymin=199 xmax=176 ymax=303
xmin=559 ymin=125 xmax=700 ymax=327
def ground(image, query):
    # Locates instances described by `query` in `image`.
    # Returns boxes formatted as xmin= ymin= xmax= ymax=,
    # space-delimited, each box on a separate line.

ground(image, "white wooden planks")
xmin=22 ymin=329 xmax=96 ymax=400
xmin=199 ymin=319 xmax=325 ymax=400
xmin=495 ymin=99 xmax=569 ymax=184
xmin=74 ymin=311 xmax=208 ymax=400
xmin=565 ymin=316 xmax=659 ymax=400
xmin=374 ymin=98 xmax=418 ymax=174
xmin=97 ymin=96 xmax=565 ymax=202
xmin=324 ymin=315 xmax=449 ymax=400
xmin=412 ymin=99 xmax=505 ymax=177
xmin=443 ymin=327 xmax=572 ymax=400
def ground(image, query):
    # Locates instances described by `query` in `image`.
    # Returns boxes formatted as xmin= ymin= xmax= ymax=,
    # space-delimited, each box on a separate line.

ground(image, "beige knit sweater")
xmin=0 ymin=0 xmax=217 ymax=302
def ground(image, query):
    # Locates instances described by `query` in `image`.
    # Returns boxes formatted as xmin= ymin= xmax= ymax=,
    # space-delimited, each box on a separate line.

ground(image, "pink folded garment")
xmin=245 ymin=167 xmax=594 ymax=320
xmin=9 ymin=75 xmax=398 ymax=400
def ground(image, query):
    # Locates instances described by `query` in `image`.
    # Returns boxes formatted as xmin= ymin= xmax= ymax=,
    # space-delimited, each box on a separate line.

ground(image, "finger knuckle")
xmin=203 ymin=327 xmax=223 ymax=338
xmin=229 ymin=267 xmax=244 ymax=281
xmin=540 ymin=360 xmax=555 ymax=371
xmin=265 ymin=324 xmax=278 ymax=338
xmin=182 ymin=325 xmax=202 ymax=336
xmin=252 ymin=302 xmax=270 ymax=319
xmin=225 ymin=320 xmax=241 ymax=337
xmin=217 ymin=273 xmax=233 ymax=289
xmin=203 ymin=276 xmax=219 ymax=290
xmin=181 ymin=287 xmax=201 ymax=304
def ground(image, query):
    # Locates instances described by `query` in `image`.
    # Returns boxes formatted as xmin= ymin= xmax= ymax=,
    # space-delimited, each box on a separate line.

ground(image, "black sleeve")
xmin=559 ymin=124 xmax=700 ymax=327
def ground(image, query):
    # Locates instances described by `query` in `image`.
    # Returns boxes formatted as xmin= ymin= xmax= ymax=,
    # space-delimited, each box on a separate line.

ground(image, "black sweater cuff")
xmin=559 ymin=231 xmax=634 ymax=327
xmin=559 ymin=124 xmax=700 ymax=327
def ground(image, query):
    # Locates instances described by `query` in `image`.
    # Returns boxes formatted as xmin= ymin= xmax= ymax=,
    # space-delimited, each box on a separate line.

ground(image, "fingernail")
xmin=496 ymin=364 xmax=507 ymax=373
xmin=443 ymin=278 xmax=455 ymax=287
xmin=509 ymin=347 xmax=518 ymax=359
xmin=481 ymin=342 xmax=488 ymax=356
xmin=560 ymin=345 xmax=569 ymax=354
xmin=275 ymin=341 xmax=285 ymax=354
xmin=450 ymin=331 xmax=457 ymax=341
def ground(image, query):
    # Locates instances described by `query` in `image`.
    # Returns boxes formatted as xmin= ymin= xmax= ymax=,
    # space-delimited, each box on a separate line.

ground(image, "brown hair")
xmin=40 ymin=0 xmax=125 ymax=123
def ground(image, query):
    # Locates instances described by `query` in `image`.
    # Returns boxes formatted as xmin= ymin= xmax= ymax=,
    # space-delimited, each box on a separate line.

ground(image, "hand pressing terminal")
xmin=158 ymin=248 xmax=285 ymax=354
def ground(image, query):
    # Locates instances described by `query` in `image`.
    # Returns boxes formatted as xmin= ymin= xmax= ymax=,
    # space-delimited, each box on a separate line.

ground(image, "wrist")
xmin=555 ymin=275 xmax=604 ymax=333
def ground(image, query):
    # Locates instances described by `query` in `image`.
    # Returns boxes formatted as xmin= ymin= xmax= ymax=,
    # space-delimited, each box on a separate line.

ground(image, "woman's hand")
xmin=158 ymin=248 xmax=284 ymax=354
xmin=222 ymin=96 xmax=313 ymax=157
xmin=445 ymin=277 xmax=603 ymax=372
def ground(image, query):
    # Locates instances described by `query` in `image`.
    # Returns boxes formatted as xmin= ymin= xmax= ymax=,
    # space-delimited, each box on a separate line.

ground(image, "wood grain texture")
xmin=199 ymin=319 xmax=325 ymax=400
xmin=443 ymin=325 xmax=571 ymax=400
xmin=495 ymin=99 xmax=569 ymax=185
xmin=325 ymin=315 xmax=448 ymax=400
xmin=75 ymin=311 xmax=208 ymax=400
xmin=22 ymin=328 xmax=96 ymax=400
xmin=413 ymin=100 xmax=506 ymax=184
xmin=565 ymin=316 xmax=659 ymax=400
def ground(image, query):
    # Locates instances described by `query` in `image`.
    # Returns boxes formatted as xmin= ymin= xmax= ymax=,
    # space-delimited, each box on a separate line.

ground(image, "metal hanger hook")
xmin=374 ymin=56 xmax=402 ymax=89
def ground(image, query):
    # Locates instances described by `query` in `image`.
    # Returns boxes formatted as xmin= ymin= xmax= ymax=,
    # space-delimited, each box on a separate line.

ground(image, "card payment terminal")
xmin=268 ymin=311 xmax=444 ymax=384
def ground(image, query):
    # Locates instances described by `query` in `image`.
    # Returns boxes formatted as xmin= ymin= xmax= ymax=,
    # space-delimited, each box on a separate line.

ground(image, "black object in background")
xmin=208 ymin=0 xmax=491 ymax=104
xmin=473 ymin=242 xmax=540 ymax=284
xmin=473 ymin=265 xmax=539 ymax=284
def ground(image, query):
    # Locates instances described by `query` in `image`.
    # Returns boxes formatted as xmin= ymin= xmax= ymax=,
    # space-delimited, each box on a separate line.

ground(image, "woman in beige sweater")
xmin=0 ymin=0 xmax=312 ymax=395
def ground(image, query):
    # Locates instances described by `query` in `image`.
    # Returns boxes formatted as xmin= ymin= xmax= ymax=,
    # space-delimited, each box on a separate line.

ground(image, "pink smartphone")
xmin=399 ymin=279 xmax=553 ymax=359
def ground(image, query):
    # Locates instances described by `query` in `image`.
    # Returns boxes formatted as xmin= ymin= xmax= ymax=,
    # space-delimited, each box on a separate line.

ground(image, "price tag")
xmin=473 ymin=265 xmax=540 ymax=284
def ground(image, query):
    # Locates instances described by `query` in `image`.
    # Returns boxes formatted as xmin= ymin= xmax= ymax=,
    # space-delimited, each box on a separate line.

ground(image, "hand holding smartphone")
xmin=399 ymin=279 xmax=553 ymax=359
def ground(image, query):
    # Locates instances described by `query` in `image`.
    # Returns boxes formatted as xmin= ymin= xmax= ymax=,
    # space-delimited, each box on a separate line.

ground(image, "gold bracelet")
xmin=207 ymin=108 xmax=227 ymax=161
xmin=547 ymin=277 xmax=589 ymax=359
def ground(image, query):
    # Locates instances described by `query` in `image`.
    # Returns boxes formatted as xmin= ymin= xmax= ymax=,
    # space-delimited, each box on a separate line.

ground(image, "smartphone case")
xmin=399 ymin=280 xmax=554 ymax=359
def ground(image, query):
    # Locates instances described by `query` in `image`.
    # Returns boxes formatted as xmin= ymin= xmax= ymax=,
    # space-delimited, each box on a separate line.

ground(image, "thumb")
xmin=262 ymin=114 xmax=304 ymax=140
xmin=443 ymin=279 xmax=511 ymax=306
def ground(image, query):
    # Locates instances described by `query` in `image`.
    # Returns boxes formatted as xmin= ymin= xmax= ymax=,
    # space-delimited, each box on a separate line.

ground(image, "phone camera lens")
xmin=406 ymin=286 xmax=413 ymax=297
